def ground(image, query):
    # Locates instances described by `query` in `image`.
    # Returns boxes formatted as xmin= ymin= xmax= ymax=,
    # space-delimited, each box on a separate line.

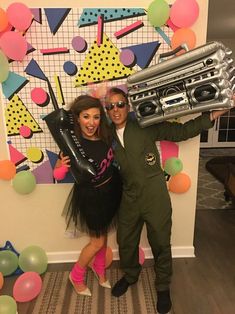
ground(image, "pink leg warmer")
xmin=92 ymin=247 xmax=106 ymax=276
xmin=71 ymin=262 xmax=86 ymax=284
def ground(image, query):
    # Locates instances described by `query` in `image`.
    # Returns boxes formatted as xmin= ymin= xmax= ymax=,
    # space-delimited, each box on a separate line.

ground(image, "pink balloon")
xmin=6 ymin=2 xmax=32 ymax=31
xmin=13 ymin=271 xmax=42 ymax=302
xmin=170 ymin=0 xmax=199 ymax=28
xmin=0 ymin=31 xmax=27 ymax=61
xmin=53 ymin=165 xmax=68 ymax=180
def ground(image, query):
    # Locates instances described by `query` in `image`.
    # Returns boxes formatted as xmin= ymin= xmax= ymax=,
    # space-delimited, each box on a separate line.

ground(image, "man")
xmin=105 ymin=87 xmax=234 ymax=314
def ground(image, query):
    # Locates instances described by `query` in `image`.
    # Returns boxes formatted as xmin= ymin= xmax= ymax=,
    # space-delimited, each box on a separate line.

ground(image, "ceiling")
xmin=207 ymin=0 xmax=235 ymax=39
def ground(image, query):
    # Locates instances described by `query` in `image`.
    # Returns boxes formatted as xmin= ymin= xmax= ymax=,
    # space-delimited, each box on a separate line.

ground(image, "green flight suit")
xmin=112 ymin=112 xmax=213 ymax=291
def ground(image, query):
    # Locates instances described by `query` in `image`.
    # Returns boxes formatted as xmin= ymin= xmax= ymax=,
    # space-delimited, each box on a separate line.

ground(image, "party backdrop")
xmin=0 ymin=4 xmax=199 ymax=184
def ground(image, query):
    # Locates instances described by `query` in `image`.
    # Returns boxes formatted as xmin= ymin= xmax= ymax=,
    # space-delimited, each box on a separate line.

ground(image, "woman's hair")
xmin=70 ymin=94 xmax=112 ymax=145
xmin=105 ymin=87 xmax=128 ymax=104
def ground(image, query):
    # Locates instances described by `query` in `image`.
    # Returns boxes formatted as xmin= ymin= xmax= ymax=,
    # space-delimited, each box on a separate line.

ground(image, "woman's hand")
xmin=55 ymin=152 xmax=71 ymax=169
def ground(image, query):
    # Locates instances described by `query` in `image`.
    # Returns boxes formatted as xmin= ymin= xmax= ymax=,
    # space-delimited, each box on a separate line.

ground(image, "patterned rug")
xmin=31 ymin=267 xmax=157 ymax=314
xmin=196 ymin=148 xmax=235 ymax=210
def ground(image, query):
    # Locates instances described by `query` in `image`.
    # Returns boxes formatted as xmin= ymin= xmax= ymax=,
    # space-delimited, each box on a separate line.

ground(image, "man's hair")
xmin=105 ymin=87 xmax=128 ymax=104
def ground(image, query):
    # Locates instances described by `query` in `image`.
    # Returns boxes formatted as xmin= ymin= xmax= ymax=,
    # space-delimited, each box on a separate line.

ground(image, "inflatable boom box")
xmin=127 ymin=41 xmax=235 ymax=127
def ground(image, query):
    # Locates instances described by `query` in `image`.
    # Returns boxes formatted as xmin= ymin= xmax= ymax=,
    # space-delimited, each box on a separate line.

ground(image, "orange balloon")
xmin=105 ymin=246 xmax=113 ymax=268
xmin=171 ymin=28 xmax=196 ymax=55
xmin=168 ymin=172 xmax=191 ymax=193
xmin=0 ymin=272 xmax=4 ymax=289
xmin=0 ymin=8 xmax=8 ymax=32
xmin=0 ymin=160 xmax=16 ymax=180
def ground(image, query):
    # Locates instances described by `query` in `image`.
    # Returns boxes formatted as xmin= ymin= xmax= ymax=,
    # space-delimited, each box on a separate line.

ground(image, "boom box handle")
xmin=158 ymin=43 xmax=189 ymax=63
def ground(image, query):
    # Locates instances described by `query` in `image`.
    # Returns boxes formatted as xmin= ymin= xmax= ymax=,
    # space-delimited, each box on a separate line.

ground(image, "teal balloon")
xmin=164 ymin=157 xmax=183 ymax=176
xmin=0 ymin=50 xmax=9 ymax=83
xmin=0 ymin=251 xmax=18 ymax=276
xmin=147 ymin=0 xmax=170 ymax=27
xmin=19 ymin=245 xmax=48 ymax=275
xmin=0 ymin=295 xmax=17 ymax=314
xmin=12 ymin=171 xmax=36 ymax=195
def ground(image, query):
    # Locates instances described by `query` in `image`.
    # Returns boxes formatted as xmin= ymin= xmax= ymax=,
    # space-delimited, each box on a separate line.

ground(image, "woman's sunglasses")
xmin=105 ymin=101 xmax=127 ymax=111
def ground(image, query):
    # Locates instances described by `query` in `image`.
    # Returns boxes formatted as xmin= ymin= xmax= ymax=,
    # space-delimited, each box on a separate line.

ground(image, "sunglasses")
xmin=105 ymin=101 xmax=127 ymax=111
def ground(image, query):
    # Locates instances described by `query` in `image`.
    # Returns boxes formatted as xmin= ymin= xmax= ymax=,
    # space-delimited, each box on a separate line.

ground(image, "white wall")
xmin=0 ymin=0 xmax=209 ymax=262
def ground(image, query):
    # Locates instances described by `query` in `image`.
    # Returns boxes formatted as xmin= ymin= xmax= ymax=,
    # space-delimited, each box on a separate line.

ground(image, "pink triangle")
xmin=8 ymin=142 xmax=27 ymax=165
xmin=32 ymin=160 xmax=54 ymax=184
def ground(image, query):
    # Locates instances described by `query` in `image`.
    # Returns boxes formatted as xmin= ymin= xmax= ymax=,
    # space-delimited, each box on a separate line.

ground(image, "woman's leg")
xmin=92 ymin=234 xmax=108 ymax=284
xmin=70 ymin=234 xmax=107 ymax=292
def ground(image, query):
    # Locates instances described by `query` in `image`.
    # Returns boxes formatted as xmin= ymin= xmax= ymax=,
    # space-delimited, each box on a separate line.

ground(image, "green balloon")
xmin=147 ymin=0 xmax=170 ymax=27
xmin=164 ymin=157 xmax=183 ymax=176
xmin=0 ymin=295 xmax=17 ymax=314
xmin=0 ymin=251 xmax=18 ymax=276
xmin=12 ymin=171 xmax=36 ymax=195
xmin=0 ymin=50 xmax=9 ymax=83
xmin=19 ymin=245 xmax=48 ymax=275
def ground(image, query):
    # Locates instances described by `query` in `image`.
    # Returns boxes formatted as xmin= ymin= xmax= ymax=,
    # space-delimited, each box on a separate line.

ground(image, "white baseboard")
xmin=47 ymin=246 xmax=195 ymax=264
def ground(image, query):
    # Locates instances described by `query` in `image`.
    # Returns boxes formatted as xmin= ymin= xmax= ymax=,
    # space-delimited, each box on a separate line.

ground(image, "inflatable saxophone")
xmin=127 ymin=41 xmax=235 ymax=127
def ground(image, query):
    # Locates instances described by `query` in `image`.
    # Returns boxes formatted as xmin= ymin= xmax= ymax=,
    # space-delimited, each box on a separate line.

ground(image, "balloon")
xmin=147 ymin=0 xmax=170 ymax=27
xmin=19 ymin=245 xmax=48 ymax=274
xmin=0 ymin=295 xmax=17 ymax=314
xmin=12 ymin=171 xmax=36 ymax=195
xmin=6 ymin=2 xmax=32 ymax=31
xmin=171 ymin=28 xmax=196 ymax=55
xmin=0 ymin=31 xmax=27 ymax=61
xmin=0 ymin=251 xmax=18 ymax=276
xmin=105 ymin=246 xmax=113 ymax=268
xmin=170 ymin=0 xmax=199 ymax=28
xmin=0 ymin=160 xmax=16 ymax=180
xmin=53 ymin=165 xmax=68 ymax=180
xmin=168 ymin=172 xmax=191 ymax=193
xmin=0 ymin=272 xmax=4 ymax=289
xmin=13 ymin=272 xmax=42 ymax=302
xmin=139 ymin=247 xmax=145 ymax=265
xmin=0 ymin=8 xmax=8 ymax=32
xmin=0 ymin=50 xmax=9 ymax=83
xmin=164 ymin=157 xmax=183 ymax=176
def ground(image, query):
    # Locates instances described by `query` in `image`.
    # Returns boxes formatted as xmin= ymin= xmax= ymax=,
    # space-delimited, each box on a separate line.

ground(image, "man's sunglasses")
xmin=105 ymin=101 xmax=127 ymax=111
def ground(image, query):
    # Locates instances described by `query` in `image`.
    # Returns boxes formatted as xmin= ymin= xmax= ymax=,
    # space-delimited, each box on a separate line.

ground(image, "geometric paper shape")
xmin=122 ymin=41 xmax=161 ymax=69
xmin=4 ymin=94 xmax=42 ymax=136
xmin=119 ymin=49 xmax=136 ymax=67
xmin=24 ymin=58 xmax=47 ymax=81
xmin=114 ymin=21 xmax=144 ymax=39
xmin=160 ymin=141 xmax=179 ymax=167
xmin=1 ymin=71 xmax=28 ymax=99
xmin=7 ymin=141 xmax=27 ymax=165
xmin=97 ymin=15 xmax=104 ymax=46
xmin=155 ymin=27 xmax=171 ymax=45
xmin=26 ymin=42 xmax=36 ymax=55
xmin=31 ymin=87 xmax=48 ymax=105
xmin=54 ymin=75 xmax=65 ymax=105
xmin=26 ymin=147 xmax=43 ymax=163
xmin=63 ymin=61 xmax=77 ymax=76
xmin=74 ymin=33 xmax=135 ymax=86
xmin=44 ymin=8 xmax=71 ymax=35
xmin=40 ymin=47 xmax=69 ymax=55
xmin=19 ymin=125 xmax=32 ymax=138
xmin=78 ymin=8 xmax=146 ymax=27
xmin=72 ymin=36 xmax=87 ymax=52
xmin=30 ymin=8 xmax=42 ymax=24
xmin=32 ymin=160 xmax=54 ymax=184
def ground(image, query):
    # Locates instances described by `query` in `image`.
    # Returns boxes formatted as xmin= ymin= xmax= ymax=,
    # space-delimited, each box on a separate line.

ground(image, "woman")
xmin=55 ymin=95 xmax=122 ymax=296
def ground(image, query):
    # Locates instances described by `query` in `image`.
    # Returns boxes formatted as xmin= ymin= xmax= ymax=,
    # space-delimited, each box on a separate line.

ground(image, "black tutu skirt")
xmin=63 ymin=168 xmax=122 ymax=237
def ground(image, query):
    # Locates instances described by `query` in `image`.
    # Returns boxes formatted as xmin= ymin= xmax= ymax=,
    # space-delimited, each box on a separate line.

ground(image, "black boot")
xmin=111 ymin=277 xmax=131 ymax=297
xmin=156 ymin=289 xmax=172 ymax=314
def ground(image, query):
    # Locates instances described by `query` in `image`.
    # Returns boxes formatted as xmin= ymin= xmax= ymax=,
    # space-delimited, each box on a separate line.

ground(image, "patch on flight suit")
xmin=145 ymin=153 xmax=156 ymax=166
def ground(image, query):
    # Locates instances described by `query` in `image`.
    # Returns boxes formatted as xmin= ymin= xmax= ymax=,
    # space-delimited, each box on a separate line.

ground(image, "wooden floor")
xmin=2 ymin=209 xmax=235 ymax=314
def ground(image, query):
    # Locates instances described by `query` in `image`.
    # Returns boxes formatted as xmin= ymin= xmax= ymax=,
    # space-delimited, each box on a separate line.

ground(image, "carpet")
xmin=31 ymin=267 xmax=157 ymax=314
